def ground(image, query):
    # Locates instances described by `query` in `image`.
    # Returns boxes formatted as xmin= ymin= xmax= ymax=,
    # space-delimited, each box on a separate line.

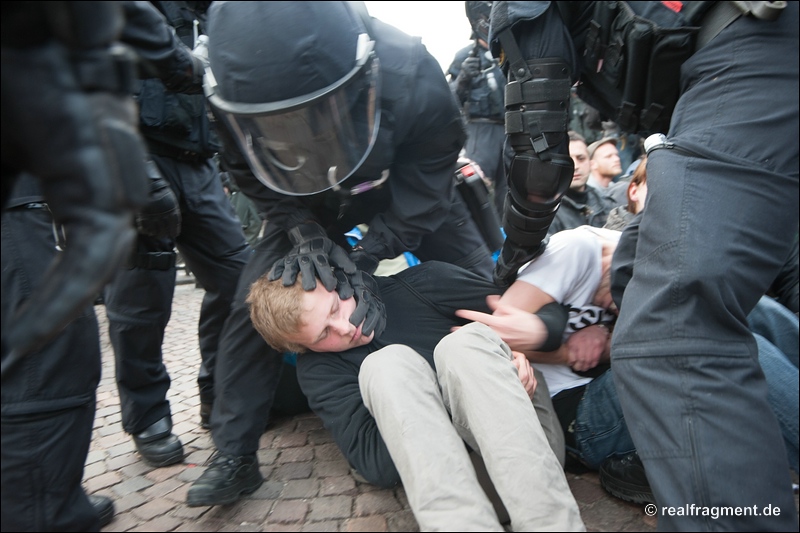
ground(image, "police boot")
xmin=199 ymin=402 xmax=212 ymax=430
xmin=132 ymin=415 xmax=184 ymax=467
xmin=89 ymin=494 xmax=115 ymax=528
xmin=186 ymin=452 xmax=263 ymax=507
xmin=599 ymin=451 xmax=655 ymax=504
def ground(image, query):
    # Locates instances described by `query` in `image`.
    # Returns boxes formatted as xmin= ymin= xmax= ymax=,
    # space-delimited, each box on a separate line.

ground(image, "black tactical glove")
xmin=135 ymin=160 xmax=181 ymax=239
xmin=349 ymin=245 xmax=380 ymax=275
xmin=455 ymin=55 xmax=481 ymax=101
xmin=347 ymin=270 xmax=387 ymax=338
xmin=269 ymin=223 xmax=357 ymax=292
xmin=493 ymin=237 xmax=548 ymax=288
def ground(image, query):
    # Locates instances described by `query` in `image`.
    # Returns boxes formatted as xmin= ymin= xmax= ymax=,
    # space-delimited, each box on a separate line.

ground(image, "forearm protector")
xmin=494 ymin=53 xmax=573 ymax=287
xmin=2 ymin=7 xmax=149 ymax=366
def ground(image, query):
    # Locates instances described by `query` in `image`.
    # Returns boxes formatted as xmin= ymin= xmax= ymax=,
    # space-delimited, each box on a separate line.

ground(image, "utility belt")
xmin=127 ymin=251 xmax=177 ymax=271
xmin=466 ymin=117 xmax=505 ymax=126
xmin=557 ymin=1 xmax=785 ymax=135
xmin=146 ymin=140 xmax=211 ymax=163
xmin=70 ymin=44 xmax=138 ymax=95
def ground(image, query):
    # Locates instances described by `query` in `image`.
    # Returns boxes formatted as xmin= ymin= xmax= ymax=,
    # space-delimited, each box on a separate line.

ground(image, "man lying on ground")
xmin=247 ymin=261 xmax=585 ymax=532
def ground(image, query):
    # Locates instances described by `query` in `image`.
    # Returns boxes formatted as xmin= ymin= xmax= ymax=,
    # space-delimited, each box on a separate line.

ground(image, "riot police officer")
xmin=186 ymin=1 xmax=495 ymax=507
xmin=488 ymin=2 xmax=798 ymax=529
xmin=448 ymin=1 xmax=508 ymax=217
xmin=2 ymin=2 xmax=151 ymax=530
xmin=104 ymin=0 xmax=251 ymax=468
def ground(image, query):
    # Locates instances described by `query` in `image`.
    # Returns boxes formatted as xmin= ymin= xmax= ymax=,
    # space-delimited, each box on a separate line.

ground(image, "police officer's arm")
xmin=120 ymin=0 xmax=202 ymax=93
xmin=356 ymin=51 xmax=466 ymax=261
xmin=2 ymin=2 xmax=150 ymax=363
xmin=489 ymin=2 xmax=581 ymax=286
xmin=296 ymin=350 xmax=402 ymax=488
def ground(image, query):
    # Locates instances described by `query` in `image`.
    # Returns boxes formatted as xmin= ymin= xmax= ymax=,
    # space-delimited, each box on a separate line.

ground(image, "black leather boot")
xmin=186 ymin=452 xmax=263 ymax=507
xmin=199 ymin=402 xmax=212 ymax=430
xmin=132 ymin=415 xmax=184 ymax=467
xmin=599 ymin=451 xmax=655 ymax=504
xmin=89 ymin=494 xmax=115 ymax=528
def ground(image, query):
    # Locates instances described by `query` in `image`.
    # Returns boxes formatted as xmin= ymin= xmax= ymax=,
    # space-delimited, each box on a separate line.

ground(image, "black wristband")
xmin=535 ymin=302 xmax=570 ymax=352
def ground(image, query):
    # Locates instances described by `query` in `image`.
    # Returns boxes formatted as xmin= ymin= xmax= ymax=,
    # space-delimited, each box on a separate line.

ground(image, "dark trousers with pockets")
xmin=104 ymin=154 xmax=250 ymax=434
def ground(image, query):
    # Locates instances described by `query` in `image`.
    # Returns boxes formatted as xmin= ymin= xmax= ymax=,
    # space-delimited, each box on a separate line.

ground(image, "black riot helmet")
xmin=465 ymin=1 xmax=492 ymax=43
xmin=205 ymin=1 xmax=381 ymax=196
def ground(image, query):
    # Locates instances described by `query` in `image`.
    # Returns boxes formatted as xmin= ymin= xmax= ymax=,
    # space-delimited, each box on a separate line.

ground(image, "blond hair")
xmin=247 ymin=272 xmax=308 ymax=354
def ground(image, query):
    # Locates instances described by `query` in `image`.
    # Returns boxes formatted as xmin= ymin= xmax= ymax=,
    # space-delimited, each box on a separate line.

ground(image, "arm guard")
xmin=494 ymin=29 xmax=573 ymax=287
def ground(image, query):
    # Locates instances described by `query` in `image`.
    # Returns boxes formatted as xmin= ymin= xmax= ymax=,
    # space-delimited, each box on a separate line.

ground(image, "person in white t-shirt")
xmin=457 ymin=226 xmax=634 ymax=469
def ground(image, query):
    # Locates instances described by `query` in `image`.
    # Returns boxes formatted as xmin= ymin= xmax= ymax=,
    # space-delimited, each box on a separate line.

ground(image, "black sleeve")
xmin=357 ymin=51 xmax=466 ymax=260
xmin=120 ymin=1 xmax=197 ymax=92
xmin=295 ymin=349 xmax=401 ymax=488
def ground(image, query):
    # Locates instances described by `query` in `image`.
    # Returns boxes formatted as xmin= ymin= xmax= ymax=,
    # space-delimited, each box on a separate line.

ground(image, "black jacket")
xmin=548 ymin=186 xmax=616 ymax=236
xmin=295 ymin=262 xmax=500 ymax=487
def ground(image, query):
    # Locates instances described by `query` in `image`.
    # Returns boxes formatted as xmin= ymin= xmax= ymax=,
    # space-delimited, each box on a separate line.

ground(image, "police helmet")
xmin=205 ymin=1 xmax=381 ymax=196
xmin=465 ymin=1 xmax=492 ymax=43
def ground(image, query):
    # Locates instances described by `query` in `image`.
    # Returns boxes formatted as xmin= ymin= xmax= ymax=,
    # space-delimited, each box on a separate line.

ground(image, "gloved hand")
xmin=455 ymin=55 xmax=481 ymax=100
xmin=135 ymin=160 xmax=181 ymax=239
xmin=349 ymin=245 xmax=380 ymax=275
xmin=347 ymin=270 xmax=387 ymax=338
xmin=493 ymin=237 xmax=548 ymax=288
xmin=269 ymin=223 xmax=357 ymax=291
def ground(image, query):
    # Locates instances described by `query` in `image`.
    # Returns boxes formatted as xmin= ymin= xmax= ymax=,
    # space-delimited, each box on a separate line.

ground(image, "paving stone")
xmin=282 ymin=479 xmax=320 ymax=499
xmin=344 ymin=515 xmax=388 ymax=532
xmin=355 ymin=491 xmax=402 ymax=516
xmin=308 ymin=496 xmax=353 ymax=521
xmin=320 ymin=476 xmax=357 ymax=497
xmin=268 ymin=500 xmax=309 ymax=523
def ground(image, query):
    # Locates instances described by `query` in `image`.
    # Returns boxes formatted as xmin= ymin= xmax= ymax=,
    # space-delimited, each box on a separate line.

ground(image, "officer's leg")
xmin=413 ymin=187 xmax=495 ymax=280
xmin=166 ymin=157 xmax=250 ymax=417
xmin=612 ymin=151 xmax=798 ymax=531
xmin=104 ymin=235 xmax=175 ymax=435
xmin=187 ymin=224 xmax=289 ymax=506
xmin=2 ymin=203 xmax=101 ymax=531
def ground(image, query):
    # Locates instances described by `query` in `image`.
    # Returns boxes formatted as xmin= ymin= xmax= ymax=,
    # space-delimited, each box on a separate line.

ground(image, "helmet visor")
xmin=207 ymin=35 xmax=381 ymax=196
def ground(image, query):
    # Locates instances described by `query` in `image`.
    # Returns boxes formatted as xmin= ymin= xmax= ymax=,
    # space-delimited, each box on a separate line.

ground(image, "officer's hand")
xmin=269 ymin=223 xmax=357 ymax=292
xmin=347 ymin=270 xmax=387 ymax=338
xmin=455 ymin=56 xmax=481 ymax=101
xmin=135 ymin=160 xmax=181 ymax=238
xmin=349 ymin=246 xmax=380 ymax=275
xmin=460 ymin=56 xmax=481 ymax=80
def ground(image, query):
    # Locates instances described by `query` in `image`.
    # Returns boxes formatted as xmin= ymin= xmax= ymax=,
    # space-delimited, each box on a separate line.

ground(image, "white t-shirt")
xmin=515 ymin=226 xmax=619 ymax=396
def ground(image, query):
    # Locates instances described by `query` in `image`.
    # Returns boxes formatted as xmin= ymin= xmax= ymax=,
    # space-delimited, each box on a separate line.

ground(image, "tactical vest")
xmin=556 ymin=1 xmax=785 ymax=135
xmin=135 ymin=1 xmax=219 ymax=157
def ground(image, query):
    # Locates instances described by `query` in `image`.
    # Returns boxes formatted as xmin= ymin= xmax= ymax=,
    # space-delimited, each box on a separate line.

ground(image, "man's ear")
xmin=628 ymin=181 xmax=641 ymax=204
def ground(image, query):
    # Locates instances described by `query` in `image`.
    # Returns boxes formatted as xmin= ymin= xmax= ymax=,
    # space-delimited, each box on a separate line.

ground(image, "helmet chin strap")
xmin=329 ymin=167 xmax=390 ymax=220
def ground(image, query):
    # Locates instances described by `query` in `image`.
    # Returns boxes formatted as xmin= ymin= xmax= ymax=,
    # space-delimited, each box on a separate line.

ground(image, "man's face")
xmin=569 ymin=140 xmax=591 ymax=191
xmin=286 ymin=283 xmax=375 ymax=353
xmin=591 ymin=143 xmax=622 ymax=179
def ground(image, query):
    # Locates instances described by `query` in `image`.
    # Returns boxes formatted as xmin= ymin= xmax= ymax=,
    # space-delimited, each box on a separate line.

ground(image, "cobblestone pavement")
xmin=85 ymin=277 xmax=659 ymax=532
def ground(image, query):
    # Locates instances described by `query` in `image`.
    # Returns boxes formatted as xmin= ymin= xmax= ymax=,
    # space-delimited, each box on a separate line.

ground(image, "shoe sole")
xmin=139 ymin=447 xmax=185 ymax=468
xmin=599 ymin=471 xmax=655 ymax=505
xmin=186 ymin=474 xmax=263 ymax=507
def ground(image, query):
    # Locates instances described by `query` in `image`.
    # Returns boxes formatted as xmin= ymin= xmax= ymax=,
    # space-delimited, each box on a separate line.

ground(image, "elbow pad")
xmin=503 ymin=57 xmax=573 ymax=248
xmin=494 ymin=56 xmax=573 ymax=286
